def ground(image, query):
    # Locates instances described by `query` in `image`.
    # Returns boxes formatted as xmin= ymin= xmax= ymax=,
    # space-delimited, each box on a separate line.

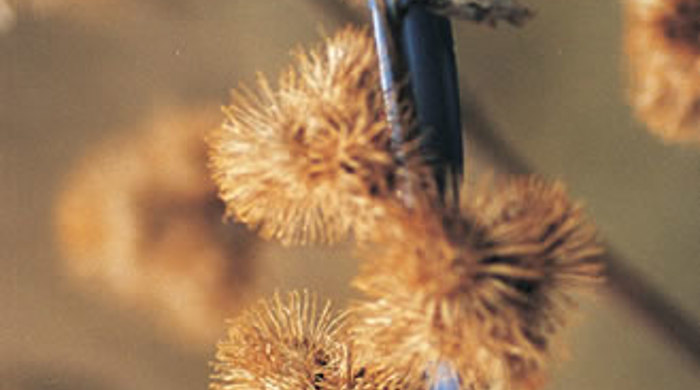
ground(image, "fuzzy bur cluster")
xmin=208 ymin=13 xmax=604 ymax=390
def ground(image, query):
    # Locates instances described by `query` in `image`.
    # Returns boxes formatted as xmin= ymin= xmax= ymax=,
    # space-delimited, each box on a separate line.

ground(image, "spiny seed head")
xmin=352 ymin=175 xmax=604 ymax=387
xmin=210 ymin=290 xmax=424 ymax=390
xmin=209 ymin=26 xmax=413 ymax=246
xmin=210 ymin=290 xmax=351 ymax=390
xmin=54 ymin=107 xmax=259 ymax=344
xmin=626 ymin=0 xmax=700 ymax=143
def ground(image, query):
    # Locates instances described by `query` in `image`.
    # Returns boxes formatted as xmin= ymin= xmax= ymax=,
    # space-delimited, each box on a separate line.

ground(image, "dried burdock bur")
xmin=54 ymin=107 xmax=260 ymax=345
xmin=209 ymin=26 xmax=418 ymax=246
xmin=210 ymin=290 xmax=351 ymax=390
xmin=352 ymin=175 xmax=604 ymax=388
xmin=626 ymin=0 xmax=700 ymax=143
xmin=211 ymin=290 xmax=425 ymax=390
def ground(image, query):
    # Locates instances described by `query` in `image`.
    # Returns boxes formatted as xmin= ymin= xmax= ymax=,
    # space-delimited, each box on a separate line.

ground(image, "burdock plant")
xmin=47 ymin=0 xmax=700 ymax=388
xmin=207 ymin=1 xmax=606 ymax=389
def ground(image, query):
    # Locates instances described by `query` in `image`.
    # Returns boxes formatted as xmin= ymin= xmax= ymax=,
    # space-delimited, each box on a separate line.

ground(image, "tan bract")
xmin=54 ymin=107 xmax=259 ymax=345
xmin=209 ymin=26 xmax=409 ymax=246
xmin=626 ymin=0 xmax=700 ymax=143
xmin=352 ymin=176 xmax=604 ymax=388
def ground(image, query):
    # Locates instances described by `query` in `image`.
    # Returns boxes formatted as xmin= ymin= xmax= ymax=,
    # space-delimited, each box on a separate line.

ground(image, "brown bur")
xmin=54 ymin=107 xmax=260 ymax=346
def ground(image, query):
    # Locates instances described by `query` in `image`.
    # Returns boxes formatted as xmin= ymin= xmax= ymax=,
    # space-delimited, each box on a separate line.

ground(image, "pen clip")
xmin=368 ymin=0 xmax=463 ymax=204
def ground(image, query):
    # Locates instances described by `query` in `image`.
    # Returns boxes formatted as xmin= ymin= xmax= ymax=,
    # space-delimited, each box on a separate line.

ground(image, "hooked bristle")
xmin=209 ymin=26 xmax=419 ymax=246
xmin=54 ymin=107 xmax=260 ymax=344
xmin=210 ymin=290 xmax=351 ymax=390
xmin=625 ymin=0 xmax=700 ymax=143
xmin=351 ymin=175 xmax=604 ymax=387
xmin=210 ymin=290 xmax=429 ymax=390
xmin=423 ymin=0 xmax=533 ymax=26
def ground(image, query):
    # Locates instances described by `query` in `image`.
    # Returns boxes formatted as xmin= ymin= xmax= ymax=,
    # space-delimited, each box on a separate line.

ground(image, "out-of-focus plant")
xmin=625 ymin=0 xmax=700 ymax=143
xmin=54 ymin=107 xmax=261 ymax=346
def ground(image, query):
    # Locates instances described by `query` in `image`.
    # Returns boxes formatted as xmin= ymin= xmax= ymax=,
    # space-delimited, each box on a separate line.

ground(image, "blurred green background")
xmin=0 ymin=1 xmax=698 ymax=389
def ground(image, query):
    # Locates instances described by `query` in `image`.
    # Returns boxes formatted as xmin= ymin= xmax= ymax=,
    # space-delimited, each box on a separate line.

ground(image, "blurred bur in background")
xmin=625 ymin=0 xmax=700 ymax=143
xmin=54 ymin=106 xmax=262 ymax=346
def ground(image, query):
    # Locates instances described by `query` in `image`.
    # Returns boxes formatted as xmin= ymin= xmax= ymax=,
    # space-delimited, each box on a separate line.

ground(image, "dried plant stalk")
xmin=352 ymin=175 xmax=604 ymax=387
xmin=344 ymin=0 xmax=532 ymax=26
xmin=422 ymin=0 xmax=533 ymax=26
xmin=209 ymin=26 xmax=418 ymax=246
xmin=54 ymin=107 xmax=259 ymax=345
xmin=626 ymin=0 xmax=700 ymax=143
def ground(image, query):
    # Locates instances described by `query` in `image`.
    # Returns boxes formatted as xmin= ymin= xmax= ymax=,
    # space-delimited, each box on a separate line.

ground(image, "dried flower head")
xmin=209 ymin=26 xmax=414 ymax=246
xmin=211 ymin=290 xmax=428 ymax=390
xmin=211 ymin=290 xmax=351 ymax=390
xmin=54 ymin=107 xmax=260 ymax=345
xmin=352 ymin=175 xmax=604 ymax=387
xmin=626 ymin=0 xmax=700 ymax=143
